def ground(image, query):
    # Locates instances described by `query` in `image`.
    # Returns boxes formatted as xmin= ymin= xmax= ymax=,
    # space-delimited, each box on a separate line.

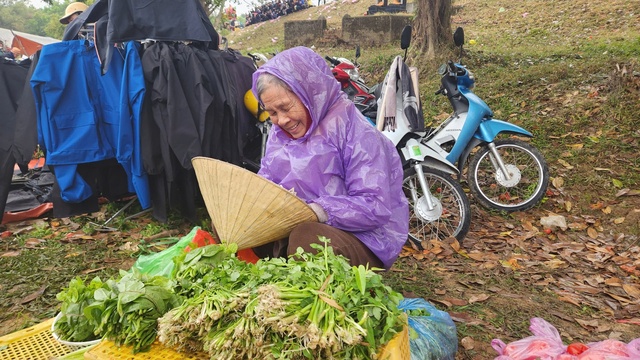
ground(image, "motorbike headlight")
xmin=345 ymin=68 xmax=361 ymax=81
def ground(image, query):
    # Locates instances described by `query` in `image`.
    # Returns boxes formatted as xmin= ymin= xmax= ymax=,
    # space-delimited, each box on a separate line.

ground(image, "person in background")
xmin=59 ymin=2 xmax=88 ymax=25
xmin=10 ymin=47 xmax=23 ymax=61
xmin=251 ymin=47 xmax=409 ymax=270
xmin=0 ymin=42 xmax=13 ymax=59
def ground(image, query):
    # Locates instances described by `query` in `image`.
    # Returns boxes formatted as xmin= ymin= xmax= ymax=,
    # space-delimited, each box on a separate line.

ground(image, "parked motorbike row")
xmin=244 ymin=25 xmax=549 ymax=247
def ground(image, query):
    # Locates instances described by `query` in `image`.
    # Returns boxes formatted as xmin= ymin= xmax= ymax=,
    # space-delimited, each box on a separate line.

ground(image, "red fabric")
xmin=185 ymin=229 xmax=217 ymax=252
xmin=1 ymin=203 xmax=53 ymax=225
xmin=237 ymin=248 xmax=259 ymax=264
xmin=14 ymin=157 xmax=46 ymax=172
xmin=184 ymin=229 xmax=260 ymax=264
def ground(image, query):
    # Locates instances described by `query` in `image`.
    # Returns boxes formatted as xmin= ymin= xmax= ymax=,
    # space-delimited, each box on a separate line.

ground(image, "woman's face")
xmin=261 ymin=85 xmax=310 ymax=139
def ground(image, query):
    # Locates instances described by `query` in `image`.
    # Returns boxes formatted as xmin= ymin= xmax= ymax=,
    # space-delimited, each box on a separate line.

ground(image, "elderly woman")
xmin=251 ymin=46 xmax=409 ymax=270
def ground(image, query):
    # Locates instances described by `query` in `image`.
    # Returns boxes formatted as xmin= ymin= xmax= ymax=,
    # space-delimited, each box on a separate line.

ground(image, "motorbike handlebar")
xmin=325 ymin=56 xmax=339 ymax=66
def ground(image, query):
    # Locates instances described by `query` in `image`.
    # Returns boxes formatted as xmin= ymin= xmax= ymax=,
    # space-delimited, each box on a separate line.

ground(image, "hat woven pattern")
xmin=192 ymin=157 xmax=318 ymax=250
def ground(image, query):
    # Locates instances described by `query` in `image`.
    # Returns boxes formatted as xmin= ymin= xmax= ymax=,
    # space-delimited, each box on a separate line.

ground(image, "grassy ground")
xmin=1 ymin=0 xmax=640 ymax=358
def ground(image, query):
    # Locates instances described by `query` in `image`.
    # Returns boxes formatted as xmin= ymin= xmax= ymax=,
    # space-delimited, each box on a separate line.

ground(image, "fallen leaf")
xmin=447 ymin=311 xmax=482 ymax=325
xmin=24 ymin=238 xmax=45 ymax=249
xmin=429 ymin=298 xmax=452 ymax=307
xmin=605 ymin=278 xmax=622 ymax=286
xmin=622 ymin=284 xmax=640 ymax=298
xmin=575 ymin=318 xmax=599 ymax=329
xmin=468 ymin=294 xmax=490 ymax=304
xmin=565 ymin=201 xmax=572 ymax=212
xmin=613 ymin=217 xmax=625 ymax=224
xmin=1 ymin=251 xmax=21 ymax=257
xmin=450 ymin=239 xmax=461 ymax=252
xmin=617 ymin=189 xmax=640 ymax=196
xmin=19 ymin=285 xmax=47 ymax=304
xmin=557 ymin=159 xmax=574 ymax=169
xmin=544 ymin=259 xmax=567 ymax=269
xmin=612 ymin=179 xmax=624 ymax=188
xmin=552 ymin=177 xmax=565 ymax=188
xmin=605 ymin=292 xmax=632 ymax=305
xmin=82 ymin=266 xmax=107 ymax=274
xmin=587 ymin=227 xmax=598 ymax=239
xmin=460 ymin=336 xmax=475 ymax=350
xmin=467 ymin=252 xmax=487 ymax=261
xmin=602 ymin=206 xmax=612 ymax=214
xmin=443 ymin=297 xmax=468 ymax=306
xmin=65 ymin=251 xmax=85 ymax=258
xmin=558 ymin=296 xmax=581 ymax=307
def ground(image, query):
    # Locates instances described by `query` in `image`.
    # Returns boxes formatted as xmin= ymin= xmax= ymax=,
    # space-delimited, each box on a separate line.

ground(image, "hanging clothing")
xmin=31 ymin=40 xmax=150 ymax=208
xmin=63 ymin=0 xmax=219 ymax=75
xmin=137 ymin=43 xmax=259 ymax=222
xmin=0 ymin=59 xmax=29 ymax=223
xmin=12 ymin=51 xmax=40 ymax=169
xmin=220 ymin=49 xmax=260 ymax=161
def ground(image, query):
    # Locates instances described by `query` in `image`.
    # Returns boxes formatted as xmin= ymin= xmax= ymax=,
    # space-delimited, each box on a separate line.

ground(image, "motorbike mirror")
xmin=400 ymin=25 xmax=412 ymax=50
xmin=355 ymin=45 xmax=361 ymax=59
xmin=453 ymin=27 xmax=464 ymax=47
xmin=453 ymin=27 xmax=465 ymax=63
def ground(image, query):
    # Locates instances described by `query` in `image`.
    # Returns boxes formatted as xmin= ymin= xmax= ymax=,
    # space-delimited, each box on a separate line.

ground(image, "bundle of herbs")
xmin=157 ymin=238 xmax=405 ymax=360
xmin=60 ymin=270 xmax=182 ymax=353
xmin=54 ymin=276 xmax=108 ymax=343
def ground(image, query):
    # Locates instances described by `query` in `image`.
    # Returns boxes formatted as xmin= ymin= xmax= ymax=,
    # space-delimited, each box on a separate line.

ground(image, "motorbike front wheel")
xmin=468 ymin=139 xmax=549 ymax=212
xmin=403 ymin=166 xmax=471 ymax=246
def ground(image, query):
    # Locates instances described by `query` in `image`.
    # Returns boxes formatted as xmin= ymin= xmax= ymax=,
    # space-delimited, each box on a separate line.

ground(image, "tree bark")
xmin=413 ymin=0 xmax=452 ymax=59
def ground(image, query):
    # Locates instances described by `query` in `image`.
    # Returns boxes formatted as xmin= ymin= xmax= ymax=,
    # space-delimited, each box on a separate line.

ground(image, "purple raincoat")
xmin=252 ymin=47 xmax=409 ymax=269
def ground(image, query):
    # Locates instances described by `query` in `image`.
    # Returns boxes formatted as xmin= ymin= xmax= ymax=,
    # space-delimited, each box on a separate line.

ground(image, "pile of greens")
xmin=158 ymin=238 xmax=405 ymax=360
xmin=84 ymin=270 xmax=181 ymax=353
xmin=56 ymin=270 xmax=181 ymax=353
xmin=54 ymin=276 xmax=107 ymax=343
xmin=56 ymin=237 xmax=406 ymax=358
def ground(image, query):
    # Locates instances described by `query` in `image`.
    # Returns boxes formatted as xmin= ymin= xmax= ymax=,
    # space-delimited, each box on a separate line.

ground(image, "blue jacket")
xmin=31 ymin=40 xmax=150 ymax=208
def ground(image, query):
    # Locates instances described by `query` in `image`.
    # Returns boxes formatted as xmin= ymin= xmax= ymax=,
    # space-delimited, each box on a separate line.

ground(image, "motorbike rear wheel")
xmin=468 ymin=138 xmax=549 ymax=212
xmin=403 ymin=166 xmax=471 ymax=246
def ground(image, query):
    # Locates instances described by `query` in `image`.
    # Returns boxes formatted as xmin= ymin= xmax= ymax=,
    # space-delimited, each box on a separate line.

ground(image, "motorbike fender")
xmin=457 ymin=137 xmax=484 ymax=173
xmin=401 ymin=139 xmax=458 ymax=175
xmin=475 ymin=119 xmax=533 ymax=142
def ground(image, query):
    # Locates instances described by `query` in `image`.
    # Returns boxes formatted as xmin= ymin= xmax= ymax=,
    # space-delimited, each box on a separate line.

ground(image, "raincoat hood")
xmin=252 ymin=47 xmax=409 ymax=269
xmin=252 ymin=46 xmax=343 ymax=141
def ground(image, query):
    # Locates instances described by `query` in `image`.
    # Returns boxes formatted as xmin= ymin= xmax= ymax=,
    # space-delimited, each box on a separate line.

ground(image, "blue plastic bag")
xmin=398 ymin=298 xmax=458 ymax=360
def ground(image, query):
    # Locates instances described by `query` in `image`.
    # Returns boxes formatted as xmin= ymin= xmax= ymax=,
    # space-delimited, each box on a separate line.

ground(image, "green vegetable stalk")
xmin=157 ymin=238 xmax=405 ymax=360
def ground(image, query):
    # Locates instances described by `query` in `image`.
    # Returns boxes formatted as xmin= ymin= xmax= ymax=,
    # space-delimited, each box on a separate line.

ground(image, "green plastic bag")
xmin=131 ymin=227 xmax=200 ymax=277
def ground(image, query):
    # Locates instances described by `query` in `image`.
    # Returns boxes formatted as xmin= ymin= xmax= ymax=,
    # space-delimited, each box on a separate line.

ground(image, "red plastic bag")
xmin=492 ymin=318 xmax=566 ymax=360
xmin=185 ymin=229 xmax=260 ymax=264
xmin=576 ymin=339 xmax=634 ymax=360
xmin=493 ymin=318 xmax=640 ymax=360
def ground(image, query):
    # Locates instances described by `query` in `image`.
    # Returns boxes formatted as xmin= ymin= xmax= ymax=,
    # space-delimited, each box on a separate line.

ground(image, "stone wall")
xmin=283 ymin=14 xmax=413 ymax=48
xmin=283 ymin=18 xmax=327 ymax=48
xmin=341 ymin=14 xmax=412 ymax=46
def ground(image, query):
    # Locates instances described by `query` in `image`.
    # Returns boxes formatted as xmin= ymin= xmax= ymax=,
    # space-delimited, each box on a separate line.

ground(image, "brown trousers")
xmin=253 ymin=222 xmax=383 ymax=268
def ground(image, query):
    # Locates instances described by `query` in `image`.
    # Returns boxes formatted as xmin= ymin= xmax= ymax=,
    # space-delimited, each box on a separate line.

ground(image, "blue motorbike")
xmin=422 ymin=27 xmax=550 ymax=212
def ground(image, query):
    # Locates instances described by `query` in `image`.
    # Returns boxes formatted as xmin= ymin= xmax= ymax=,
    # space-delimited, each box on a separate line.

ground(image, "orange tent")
xmin=0 ymin=28 xmax=59 ymax=57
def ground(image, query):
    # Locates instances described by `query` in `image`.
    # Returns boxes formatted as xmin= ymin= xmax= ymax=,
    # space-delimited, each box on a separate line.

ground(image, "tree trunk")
xmin=413 ymin=0 xmax=452 ymax=59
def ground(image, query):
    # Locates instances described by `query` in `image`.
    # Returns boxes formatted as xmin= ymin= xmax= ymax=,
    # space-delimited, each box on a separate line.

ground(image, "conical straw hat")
xmin=192 ymin=157 xmax=318 ymax=250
